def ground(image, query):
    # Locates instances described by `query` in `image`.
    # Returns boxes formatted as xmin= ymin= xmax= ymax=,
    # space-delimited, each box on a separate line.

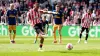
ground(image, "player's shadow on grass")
xmin=60 ymin=51 xmax=90 ymax=53
xmin=48 ymin=51 xmax=99 ymax=54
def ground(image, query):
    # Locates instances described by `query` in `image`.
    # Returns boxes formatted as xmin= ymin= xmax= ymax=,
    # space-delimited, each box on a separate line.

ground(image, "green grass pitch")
xmin=0 ymin=36 xmax=100 ymax=56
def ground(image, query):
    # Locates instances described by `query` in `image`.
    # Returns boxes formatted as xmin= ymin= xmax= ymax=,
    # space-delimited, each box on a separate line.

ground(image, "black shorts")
xmin=34 ymin=23 xmax=44 ymax=34
xmin=81 ymin=27 xmax=89 ymax=33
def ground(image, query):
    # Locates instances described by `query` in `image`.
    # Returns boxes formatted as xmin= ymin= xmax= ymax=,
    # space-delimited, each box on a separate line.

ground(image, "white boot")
xmin=38 ymin=48 xmax=44 ymax=52
xmin=77 ymin=39 xmax=81 ymax=43
xmin=84 ymin=40 xmax=87 ymax=44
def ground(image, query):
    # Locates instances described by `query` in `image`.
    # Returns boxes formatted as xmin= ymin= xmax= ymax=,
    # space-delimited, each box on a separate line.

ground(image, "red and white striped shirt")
xmin=81 ymin=13 xmax=92 ymax=28
xmin=28 ymin=9 xmax=41 ymax=26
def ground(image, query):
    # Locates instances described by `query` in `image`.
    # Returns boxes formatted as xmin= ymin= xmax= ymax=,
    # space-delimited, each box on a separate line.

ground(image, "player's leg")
xmin=38 ymin=35 xmax=44 ymax=51
xmin=34 ymin=23 xmax=45 ymax=44
xmin=39 ymin=23 xmax=45 ymax=35
xmin=79 ymin=27 xmax=85 ymax=39
xmin=53 ymin=24 xmax=57 ymax=43
xmin=8 ymin=25 xmax=13 ymax=43
xmin=37 ymin=23 xmax=44 ymax=51
xmin=34 ymin=33 xmax=39 ymax=43
xmin=42 ymin=26 xmax=45 ymax=34
xmin=8 ymin=25 xmax=12 ymax=40
xmin=43 ymin=25 xmax=48 ymax=35
xmin=58 ymin=25 xmax=62 ymax=43
xmin=4 ymin=16 xmax=6 ymax=25
xmin=8 ymin=30 xmax=12 ymax=41
xmin=12 ymin=25 xmax=16 ymax=43
xmin=84 ymin=28 xmax=89 ymax=43
xmin=78 ymin=27 xmax=85 ymax=43
xmin=12 ymin=30 xmax=16 ymax=43
xmin=34 ymin=24 xmax=39 ymax=44
xmin=9 ymin=30 xmax=12 ymax=40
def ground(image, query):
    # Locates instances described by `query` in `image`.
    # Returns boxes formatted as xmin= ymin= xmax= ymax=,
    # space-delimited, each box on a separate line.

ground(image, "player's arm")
xmin=27 ymin=11 xmax=34 ymax=26
xmin=39 ymin=9 xmax=58 ymax=14
xmin=39 ymin=10 xmax=52 ymax=14
xmin=27 ymin=12 xmax=31 ymax=23
xmin=81 ymin=14 xmax=85 ymax=24
xmin=6 ymin=10 xmax=9 ymax=18
xmin=6 ymin=10 xmax=9 ymax=25
xmin=62 ymin=13 xmax=64 ymax=25
xmin=51 ymin=15 xmax=54 ymax=25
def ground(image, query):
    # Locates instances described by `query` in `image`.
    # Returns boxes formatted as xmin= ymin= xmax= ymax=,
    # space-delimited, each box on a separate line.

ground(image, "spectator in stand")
xmin=0 ymin=0 xmax=100 ymax=26
xmin=14 ymin=0 xmax=20 ymax=10
xmin=1 ymin=7 xmax=7 ymax=25
xmin=88 ymin=3 xmax=93 ymax=10
xmin=93 ymin=3 xmax=98 ymax=10
xmin=73 ymin=12 xmax=79 ymax=24
xmin=96 ymin=9 xmax=100 ymax=23
xmin=45 ymin=1 xmax=52 ymax=10
xmin=28 ymin=0 xmax=34 ymax=9
xmin=1 ymin=1 xmax=5 ymax=7
xmin=92 ymin=10 xmax=96 ymax=20
xmin=70 ymin=9 xmax=74 ymax=20
xmin=64 ymin=16 xmax=70 ymax=25
xmin=64 ymin=7 xmax=68 ymax=20
xmin=98 ymin=3 xmax=100 ymax=9
xmin=72 ymin=3 xmax=76 ymax=11
xmin=52 ymin=1 xmax=57 ymax=10
xmin=79 ymin=2 xmax=83 ymax=12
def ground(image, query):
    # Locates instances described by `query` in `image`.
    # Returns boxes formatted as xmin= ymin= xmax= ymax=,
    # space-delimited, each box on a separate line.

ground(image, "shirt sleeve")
xmin=15 ymin=10 xmax=18 ymax=16
xmin=52 ymin=10 xmax=55 ymax=16
xmin=81 ymin=14 xmax=85 ymax=23
xmin=27 ymin=11 xmax=31 ymax=20
xmin=6 ymin=10 xmax=9 ymax=16
xmin=62 ymin=12 xmax=64 ymax=17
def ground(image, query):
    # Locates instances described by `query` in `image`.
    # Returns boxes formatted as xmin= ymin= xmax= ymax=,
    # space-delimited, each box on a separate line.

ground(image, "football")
xmin=66 ymin=43 xmax=73 ymax=50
